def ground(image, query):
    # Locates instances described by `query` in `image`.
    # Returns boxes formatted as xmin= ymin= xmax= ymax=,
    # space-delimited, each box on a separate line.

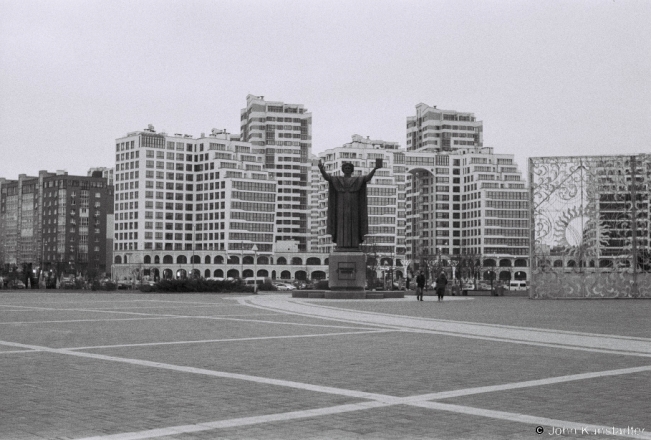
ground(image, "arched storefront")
xmin=310 ymin=271 xmax=326 ymax=280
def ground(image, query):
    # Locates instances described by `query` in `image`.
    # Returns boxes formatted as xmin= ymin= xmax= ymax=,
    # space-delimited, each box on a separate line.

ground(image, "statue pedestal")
xmin=328 ymin=252 xmax=366 ymax=291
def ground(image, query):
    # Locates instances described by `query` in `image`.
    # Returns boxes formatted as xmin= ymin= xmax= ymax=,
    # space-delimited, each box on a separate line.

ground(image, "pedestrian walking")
xmin=415 ymin=271 xmax=426 ymax=301
xmin=435 ymin=272 xmax=448 ymax=301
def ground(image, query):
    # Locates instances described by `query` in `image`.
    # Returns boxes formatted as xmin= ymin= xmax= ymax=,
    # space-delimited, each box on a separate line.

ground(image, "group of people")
xmin=414 ymin=271 xmax=448 ymax=302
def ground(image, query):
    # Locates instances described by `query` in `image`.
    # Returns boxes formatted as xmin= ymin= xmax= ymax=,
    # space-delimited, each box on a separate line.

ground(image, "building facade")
xmin=240 ymin=95 xmax=312 ymax=252
xmin=406 ymin=102 xmax=483 ymax=152
xmin=0 ymin=170 xmax=112 ymax=277
xmin=111 ymin=124 xmax=328 ymax=282
xmin=88 ymin=167 xmax=114 ymax=186
xmin=405 ymin=103 xmax=529 ymax=284
xmin=109 ymin=98 xmax=530 ymax=286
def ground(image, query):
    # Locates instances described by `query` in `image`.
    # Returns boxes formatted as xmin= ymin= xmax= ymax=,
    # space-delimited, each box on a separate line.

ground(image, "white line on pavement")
xmin=404 ymin=364 xmax=651 ymax=401
xmin=0 ymin=304 xmax=380 ymax=331
xmin=244 ymin=297 xmax=651 ymax=356
xmin=0 ymin=349 xmax=38 ymax=354
xmin=411 ymin=401 xmax=651 ymax=439
xmin=0 ymin=339 xmax=398 ymax=402
xmin=65 ymin=329 xmax=396 ymax=350
xmin=0 ymin=314 xmax=280 ymax=325
xmin=75 ymin=401 xmax=392 ymax=440
xmin=1 ymin=337 xmax=650 ymax=439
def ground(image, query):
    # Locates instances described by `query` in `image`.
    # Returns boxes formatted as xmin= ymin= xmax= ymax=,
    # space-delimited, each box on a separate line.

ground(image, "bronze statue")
xmin=318 ymin=160 xmax=380 ymax=252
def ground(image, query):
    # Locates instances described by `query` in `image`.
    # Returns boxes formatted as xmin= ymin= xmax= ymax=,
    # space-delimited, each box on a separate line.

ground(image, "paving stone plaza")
xmin=1 ymin=291 xmax=650 ymax=440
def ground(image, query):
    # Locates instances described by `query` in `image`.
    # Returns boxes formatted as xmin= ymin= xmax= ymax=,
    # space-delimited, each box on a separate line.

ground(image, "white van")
xmin=509 ymin=281 xmax=528 ymax=290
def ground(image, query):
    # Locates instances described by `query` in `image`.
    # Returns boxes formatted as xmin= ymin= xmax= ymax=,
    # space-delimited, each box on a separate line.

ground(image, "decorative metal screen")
xmin=530 ymin=155 xmax=651 ymax=298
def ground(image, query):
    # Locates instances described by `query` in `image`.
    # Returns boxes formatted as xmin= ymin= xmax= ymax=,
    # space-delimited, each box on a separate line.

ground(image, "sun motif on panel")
xmin=554 ymin=206 xmax=608 ymax=256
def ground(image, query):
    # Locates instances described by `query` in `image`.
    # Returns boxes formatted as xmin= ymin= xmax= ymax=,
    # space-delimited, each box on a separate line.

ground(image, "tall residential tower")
xmin=240 ymin=95 xmax=312 ymax=251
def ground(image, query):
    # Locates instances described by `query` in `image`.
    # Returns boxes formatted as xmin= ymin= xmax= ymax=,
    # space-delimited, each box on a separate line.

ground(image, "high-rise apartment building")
xmin=405 ymin=103 xmax=529 ymax=283
xmin=316 ymin=135 xmax=407 ymax=271
xmin=109 ymin=98 xmax=530 ymax=286
xmin=240 ymin=95 xmax=312 ymax=251
xmin=112 ymin=126 xmax=283 ymax=281
xmin=0 ymin=170 xmax=112 ymax=276
xmin=406 ymin=103 xmax=483 ymax=151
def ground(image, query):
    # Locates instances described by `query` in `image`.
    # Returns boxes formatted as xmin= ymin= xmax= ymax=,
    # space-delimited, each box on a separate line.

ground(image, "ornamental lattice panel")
xmin=529 ymin=155 xmax=651 ymax=298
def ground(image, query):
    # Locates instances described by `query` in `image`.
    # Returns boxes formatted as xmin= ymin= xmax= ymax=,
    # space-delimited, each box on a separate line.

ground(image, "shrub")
xmin=91 ymin=280 xmax=117 ymax=291
xmin=315 ymin=280 xmax=329 ymax=290
xmin=257 ymin=280 xmax=277 ymax=292
xmin=149 ymin=278 xmax=254 ymax=293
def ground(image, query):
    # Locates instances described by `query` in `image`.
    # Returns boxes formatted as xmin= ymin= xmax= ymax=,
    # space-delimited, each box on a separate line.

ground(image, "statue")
xmin=318 ymin=160 xmax=380 ymax=251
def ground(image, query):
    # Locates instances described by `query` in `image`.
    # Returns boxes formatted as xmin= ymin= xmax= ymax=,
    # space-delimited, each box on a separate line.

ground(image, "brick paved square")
xmin=0 ymin=292 xmax=649 ymax=439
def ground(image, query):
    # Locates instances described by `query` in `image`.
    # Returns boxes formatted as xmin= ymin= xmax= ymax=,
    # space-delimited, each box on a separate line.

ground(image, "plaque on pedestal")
xmin=328 ymin=252 xmax=366 ymax=291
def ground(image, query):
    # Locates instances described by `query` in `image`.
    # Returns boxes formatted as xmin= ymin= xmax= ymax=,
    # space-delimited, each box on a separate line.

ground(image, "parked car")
xmin=116 ymin=280 xmax=131 ymax=290
xmin=60 ymin=276 xmax=76 ymax=289
xmin=509 ymin=281 xmax=528 ymax=290
xmin=273 ymin=282 xmax=296 ymax=291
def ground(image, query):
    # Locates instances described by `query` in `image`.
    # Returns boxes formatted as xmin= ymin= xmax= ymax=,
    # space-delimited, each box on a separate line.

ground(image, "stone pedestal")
xmin=328 ymin=252 xmax=366 ymax=291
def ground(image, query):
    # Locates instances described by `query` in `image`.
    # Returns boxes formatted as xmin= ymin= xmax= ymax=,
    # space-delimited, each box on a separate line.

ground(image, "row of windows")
xmin=368 ymin=216 xmax=396 ymax=225
xmin=369 ymin=206 xmax=396 ymax=215
xmin=229 ymin=232 xmax=273 ymax=242
xmin=484 ymin=247 xmax=528 ymax=255
xmin=230 ymin=222 xmax=274 ymax=232
xmin=231 ymin=201 xmax=275 ymax=212
xmin=485 ymin=210 xmax=529 ymax=218
xmin=485 ymin=238 xmax=529 ymax=246
xmin=485 ymin=201 xmax=529 ymax=209
xmin=485 ymin=219 xmax=529 ymax=228
xmin=230 ymin=211 xmax=275 ymax=222
xmin=232 ymin=181 xmax=276 ymax=192
xmin=368 ymin=197 xmax=397 ymax=206
xmin=485 ymin=228 xmax=529 ymax=236
xmin=368 ymin=226 xmax=396 ymax=234
xmin=116 ymin=140 xmax=136 ymax=151
xmin=232 ymin=191 xmax=276 ymax=202
xmin=486 ymin=191 xmax=528 ymax=200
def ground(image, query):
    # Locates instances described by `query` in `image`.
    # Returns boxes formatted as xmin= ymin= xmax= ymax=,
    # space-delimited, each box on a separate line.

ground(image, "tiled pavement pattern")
xmin=0 ymin=292 xmax=649 ymax=439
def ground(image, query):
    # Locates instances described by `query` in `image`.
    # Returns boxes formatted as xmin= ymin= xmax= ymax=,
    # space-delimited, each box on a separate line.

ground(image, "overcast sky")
xmin=1 ymin=0 xmax=649 ymax=181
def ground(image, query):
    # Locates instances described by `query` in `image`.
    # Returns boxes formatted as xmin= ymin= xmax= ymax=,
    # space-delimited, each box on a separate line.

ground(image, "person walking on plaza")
xmin=415 ymin=271 xmax=426 ymax=301
xmin=435 ymin=272 xmax=448 ymax=301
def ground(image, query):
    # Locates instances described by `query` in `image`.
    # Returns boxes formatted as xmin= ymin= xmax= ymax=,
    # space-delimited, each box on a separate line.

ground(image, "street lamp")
xmin=251 ymin=244 xmax=258 ymax=294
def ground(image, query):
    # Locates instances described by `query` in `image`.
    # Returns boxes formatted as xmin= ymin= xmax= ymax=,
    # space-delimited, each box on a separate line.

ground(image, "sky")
xmin=1 ymin=0 xmax=650 ymax=181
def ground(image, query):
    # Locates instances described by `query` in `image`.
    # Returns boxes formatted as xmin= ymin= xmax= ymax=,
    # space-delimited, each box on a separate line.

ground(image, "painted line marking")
xmin=0 ymin=339 xmax=397 ymax=402
xmin=0 ymin=304 xmax=379 ymax=331
xmin=65 ymin=329 xmax=396 ymax=350
xmin=75 ymin=401 xmax=391 ymax=440
xmin=302 ymin=299 xmax=651 ymax=342
xmin=404 ymin=364 xmax=651 ymax=401
xmin=0 ymin=314 xmax=280 ymax=325
xmin=244 ymin=297 xmax=651 ymax=356
xmin=0 ymin=349 xmax=39 ymax=354
xmin=1 ymin=337 xmax=650 ymax=439
xmin=411 ymin=401 xmax=651 ymax=439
